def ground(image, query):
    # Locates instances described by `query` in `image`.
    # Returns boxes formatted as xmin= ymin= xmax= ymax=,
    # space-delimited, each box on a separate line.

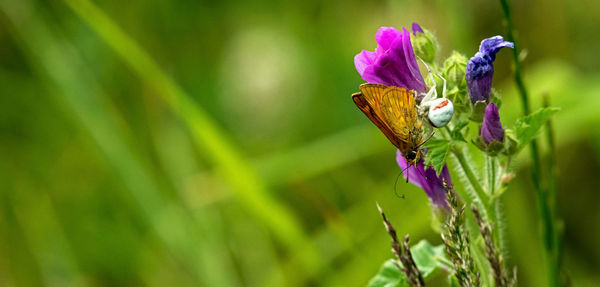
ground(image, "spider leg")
xmin=433 ymin=73 xmax=447 ymax=99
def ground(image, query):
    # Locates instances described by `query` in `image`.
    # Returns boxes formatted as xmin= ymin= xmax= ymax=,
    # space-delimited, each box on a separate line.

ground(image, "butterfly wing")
xmin=381 ymin=86 xmax=418 ymax=144
xmin=352 ymin=91 xmax=405 ymax=149
xmin=358 ymin=83 xmax=388 ymax=115
xmin=352 ymin=87 xmax=406 ymax=148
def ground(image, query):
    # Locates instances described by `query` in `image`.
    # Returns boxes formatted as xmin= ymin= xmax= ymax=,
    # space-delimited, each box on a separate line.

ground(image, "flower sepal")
xmin=473 ymin=128 xmax=518 ymax=156
xmin=472 ymin=137 xmax=504 ymax=156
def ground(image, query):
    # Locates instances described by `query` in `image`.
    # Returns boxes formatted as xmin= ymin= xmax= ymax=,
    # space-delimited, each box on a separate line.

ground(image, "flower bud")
xmin=466 ymin=36 xmax=513 ymax=103
xmin=441 ymin=51 xmax=469 ymax=110
xmin=410 ymin=23 xmax=438 ymax=64
xmin=481 ymin=103 xmax=504 ymax=144
xmin=442 ymin=51 xmax=468 ymax=93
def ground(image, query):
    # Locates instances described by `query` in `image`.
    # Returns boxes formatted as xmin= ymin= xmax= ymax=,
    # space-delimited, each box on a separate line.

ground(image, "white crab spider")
xmin=417 ymin=58 xmax=454 ymax=128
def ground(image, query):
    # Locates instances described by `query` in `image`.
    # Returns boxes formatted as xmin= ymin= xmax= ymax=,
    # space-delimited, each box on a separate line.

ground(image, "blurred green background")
xmin=1 ymin=0 xmax=599 ymax=286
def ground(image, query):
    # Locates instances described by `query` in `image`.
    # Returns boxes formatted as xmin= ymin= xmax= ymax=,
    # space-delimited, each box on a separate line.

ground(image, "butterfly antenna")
xmin=417 ymin=131 xmax=436 ymax=148
xmin=393 ymin=171 xmax=406 ymax=199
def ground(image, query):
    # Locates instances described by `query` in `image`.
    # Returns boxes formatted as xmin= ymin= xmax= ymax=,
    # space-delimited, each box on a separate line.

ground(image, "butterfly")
xmin=352 ymin=83 xmax=429 ymax=167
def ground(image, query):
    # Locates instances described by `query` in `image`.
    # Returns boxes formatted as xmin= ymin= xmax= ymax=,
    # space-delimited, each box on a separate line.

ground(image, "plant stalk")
xmin=499 ymin=0 xmax=559 ymax=285
xmin=451 ymin=146 xmax=491 ymax=219
xmin=486 ymin=155 xmax=507 ymax=258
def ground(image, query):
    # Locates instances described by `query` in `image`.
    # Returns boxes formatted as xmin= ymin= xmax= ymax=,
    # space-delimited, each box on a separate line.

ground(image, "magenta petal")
xmin=396 ymin=150 xmax=450 ymax=209
xmin=375 ymin=27 xmax=401 ymax=53
xmin=354 ymin=50 xmax=377 ymax=76
xmin=400 ymin=27 xmax=427 ymax=92
xmin=396 ymin=150 xmax=425 ymax=190
xmin=354 ymin=26 xmax=426 ymax=93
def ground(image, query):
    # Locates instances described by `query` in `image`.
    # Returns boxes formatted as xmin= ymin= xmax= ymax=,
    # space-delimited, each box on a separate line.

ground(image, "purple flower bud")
xmin=411 ymin=22 xmax=424 ymax=36
xmin=354 ymin=26 xmax=427 ymax=93
xmin=396 ymin=150 xmax=450 ymax=209
xmin=466 ymin=36 xmax=514 ymax=103
xmin=481 ymin=103 xmax=504 ymax=144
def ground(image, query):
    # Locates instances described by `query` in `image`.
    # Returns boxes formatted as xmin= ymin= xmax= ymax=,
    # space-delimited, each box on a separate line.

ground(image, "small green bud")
xmin=442 ymin=51 xmax=468 ymax=92
xmin=411 ymin=27 xmax=439 ymax=64
xmin=442 ymin=51 xmax=469 ymax=113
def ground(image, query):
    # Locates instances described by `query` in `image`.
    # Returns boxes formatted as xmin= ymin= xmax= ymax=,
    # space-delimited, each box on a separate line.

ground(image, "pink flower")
xmin=354 ymin=26 xmax=427 ymax=93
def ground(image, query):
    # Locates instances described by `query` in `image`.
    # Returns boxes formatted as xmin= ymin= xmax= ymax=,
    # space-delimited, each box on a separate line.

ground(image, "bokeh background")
xmin=1 ymin=0 xmax=599 ymax=286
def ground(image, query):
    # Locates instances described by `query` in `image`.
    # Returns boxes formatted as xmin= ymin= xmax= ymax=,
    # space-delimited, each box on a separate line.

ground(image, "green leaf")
xmin=410 ymin=240 xmax=449 ymax=278
xmin=450 ymin=120 xmax=469 ymax=142
xmin=424 ymin=139 xmax=451 ymax=175
xmin=368 ymin=240 xmax=449 ymax=287
xmin=471 ymin=236 xmax=493 ymax=287
xmin=514 ymin=107 xmax=560 ymax=149
xmin=368 ymin=259 xmax=409 ymax=287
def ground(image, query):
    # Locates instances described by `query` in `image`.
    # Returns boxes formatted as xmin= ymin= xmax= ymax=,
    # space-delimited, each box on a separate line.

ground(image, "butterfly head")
xmin=405 ymin=148 xmax=422 ymax=167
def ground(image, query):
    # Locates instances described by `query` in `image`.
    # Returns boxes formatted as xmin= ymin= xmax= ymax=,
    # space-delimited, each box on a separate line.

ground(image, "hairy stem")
xmin=486 ymin=155 xmax=506 ymax=258
xmin=452 ymin=146 xmax=489 ymax=212
xmin=494 ymin=199 xmax=507 ymax=260
xmin=485 ymin=155 xmax=495 ymax=196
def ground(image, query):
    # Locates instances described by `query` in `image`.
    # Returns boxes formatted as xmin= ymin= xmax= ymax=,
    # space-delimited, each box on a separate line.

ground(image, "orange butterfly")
xmin=352 ymin=83 xmax=428 ymax=167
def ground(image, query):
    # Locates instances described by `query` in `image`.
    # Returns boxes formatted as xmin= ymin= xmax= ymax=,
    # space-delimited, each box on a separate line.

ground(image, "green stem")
xmin=487 ymin=155 xmax=507 ymax=263
xmin=544 ymin=93 xmax=561 ymax=284
xmin=486 ymin=155 xmax=496 ymax=196
xmin=451 ymin=145 xmax=490 ymax=218
xmin=453 ymin=148 xmax=488 ymax=203
xmin=440 ymin=127 xmax=490 ymax=221
xmin=494 ymin=197 xmax=507 ymax=259
xmin=499 ymin=0 xmax=529 ymax=115
xmin=500 ymin=0 xmax=559 ymax=285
